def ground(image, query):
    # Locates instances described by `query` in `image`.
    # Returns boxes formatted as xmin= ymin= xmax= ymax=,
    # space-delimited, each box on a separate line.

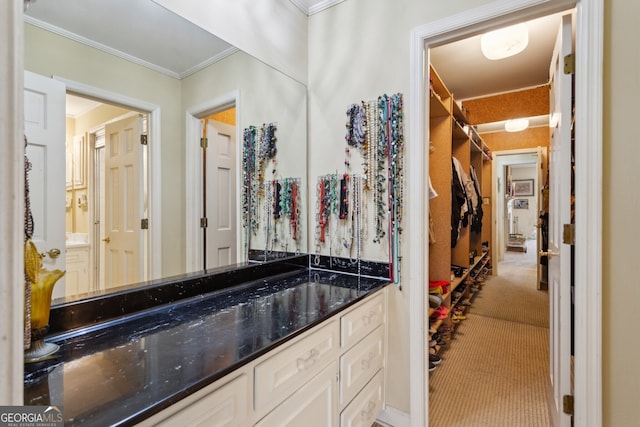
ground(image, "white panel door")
xmin=548 ymin=13 xmax=574 ymax=427
xmin=104 ymin=116 xmax=143 ymax=288
xmin=205 ymin=120 xmax=236 ymax=268
xmin=24 ymin=71 xmax=67 ymax=300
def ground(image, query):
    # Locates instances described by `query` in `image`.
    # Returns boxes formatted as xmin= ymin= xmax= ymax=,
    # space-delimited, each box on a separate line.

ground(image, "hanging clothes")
xmin=451 ymin=157 xmax=470 ymax=247
xmin=470 ymin=165 xmax=483 ymax=234
xmin=429 ymin=176 xmax=438 ymax=244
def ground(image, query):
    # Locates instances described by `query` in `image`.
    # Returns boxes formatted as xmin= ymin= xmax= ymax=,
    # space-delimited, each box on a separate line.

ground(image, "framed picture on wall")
xmin=512 ymin=179 xmax=534 ymax=196
xmin=514 ymin=199 xmax=529 ymax=209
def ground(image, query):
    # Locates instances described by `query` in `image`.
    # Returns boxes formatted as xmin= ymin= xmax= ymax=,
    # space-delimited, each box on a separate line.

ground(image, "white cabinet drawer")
xmin=255 ymin=362 xmax=338 ymax=427
xmin=156 ymin=374 xmax=249 ymax=427
xmin=339 ymin=325 xmax=384 ymax=408
xmin=254 ymin=320 xmax=339 ymax=413
xmin=340 ymin=369 xmax=384 ymax=427
xmin=340 ymin=293 xmax=384 ymax=349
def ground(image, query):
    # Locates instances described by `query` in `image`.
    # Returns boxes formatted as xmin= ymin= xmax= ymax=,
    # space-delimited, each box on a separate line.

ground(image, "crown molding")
xmin=289 ymin=0 xmax=345 ymax=16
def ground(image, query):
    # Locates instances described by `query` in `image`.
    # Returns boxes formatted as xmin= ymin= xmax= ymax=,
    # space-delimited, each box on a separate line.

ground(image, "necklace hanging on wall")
xmin=388 ymin=93 xmax=404 ymax=284
xmin=257 ymin=123 xmax=277 ymax=194
xmin=242 ymin=126 xmax=260 ymax=256
xmin=279 ymin=177 xmax=301 ymax=253
xmin=373 ymin=95 xmax=389 ymax=244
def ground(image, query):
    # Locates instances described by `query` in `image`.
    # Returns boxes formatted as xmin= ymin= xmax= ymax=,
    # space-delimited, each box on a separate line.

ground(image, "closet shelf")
xmin=430 ymin=90 xmax=450 ymax=118
xmin=428 ymin=62 xmax=492 ymax=377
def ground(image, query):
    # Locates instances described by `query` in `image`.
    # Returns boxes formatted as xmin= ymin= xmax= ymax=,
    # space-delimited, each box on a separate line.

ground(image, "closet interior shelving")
xmin=427 ymin=64 xmax=493 ymax=361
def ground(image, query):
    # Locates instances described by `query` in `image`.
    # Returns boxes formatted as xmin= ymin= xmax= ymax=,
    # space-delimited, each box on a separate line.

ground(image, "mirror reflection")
xmin=24 ymin=1 xmax=307 ymax=304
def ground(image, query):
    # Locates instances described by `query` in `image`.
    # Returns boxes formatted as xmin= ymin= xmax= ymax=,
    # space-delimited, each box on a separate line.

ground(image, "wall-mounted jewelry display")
xmin=337 ymin=93 xmax=404 ymax=284
xmin=262 ymin=177 xmax=302 ymax=257
xmin=314 ymin=173 xmax=366 ymax=270
xmin=242 ymin=123 xmax=303 ymax=260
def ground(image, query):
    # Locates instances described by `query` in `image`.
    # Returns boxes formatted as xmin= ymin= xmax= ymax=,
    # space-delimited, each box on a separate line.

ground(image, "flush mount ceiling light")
xmin=481 ymin=23 xmax=529 ymax=60
xmin=505 ymin=118 xmax=529 ymax=132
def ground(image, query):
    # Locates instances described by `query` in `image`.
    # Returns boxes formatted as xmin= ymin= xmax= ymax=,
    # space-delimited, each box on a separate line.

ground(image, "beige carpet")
xmin=428 ymin=241 xmax=551 ymax=427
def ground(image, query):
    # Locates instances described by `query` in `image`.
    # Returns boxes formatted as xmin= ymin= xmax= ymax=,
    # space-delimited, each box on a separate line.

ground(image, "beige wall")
xmin=603 ymin=1 xmax=640 ymax=425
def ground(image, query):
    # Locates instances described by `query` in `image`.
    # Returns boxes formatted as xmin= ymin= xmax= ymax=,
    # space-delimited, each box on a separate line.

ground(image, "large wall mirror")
xmin=24 ymin=0 xmax=307 ymax=304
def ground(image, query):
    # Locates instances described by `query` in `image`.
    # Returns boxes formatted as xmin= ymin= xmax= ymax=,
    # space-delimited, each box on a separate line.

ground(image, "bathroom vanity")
xmin=24 ymin=257 xmax=389 ymax=426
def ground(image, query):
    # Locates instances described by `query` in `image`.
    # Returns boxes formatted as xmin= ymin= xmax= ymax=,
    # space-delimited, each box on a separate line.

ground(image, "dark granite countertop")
xmin=24 ymin=268 xmax=388 ymax=426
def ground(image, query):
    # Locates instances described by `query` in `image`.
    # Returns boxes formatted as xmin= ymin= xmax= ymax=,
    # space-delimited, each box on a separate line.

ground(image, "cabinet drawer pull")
xmin=362 ymin=311 xmax=377 ymax=326
xmin=296 ymin=348 xmax=319 ymax=371
xmin=360 ymin=401 xmax=377 ymax=423
xmin=360 ymin=351 xmax=376 ymax=371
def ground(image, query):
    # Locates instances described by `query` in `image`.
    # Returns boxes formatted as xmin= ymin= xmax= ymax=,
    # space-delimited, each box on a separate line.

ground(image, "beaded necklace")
xmin=388 ymin=94 xmax=404 ymax=283
xmin=373 ymin=95 xmax=389 ymax=244
xmin=278 ymin=177 xmax=301 ymax=253
xmin=264 ymin=180 xmax=273 ymax=255
xmin=242 ymin=126 xmax=259 ymax=256
xmin=365 ymin=101 xmax=377 ymax=191
xmin=257 ymin=123 xmax=277 ymax=194
xmin=345 ymin=104 xmax=366 ymax=149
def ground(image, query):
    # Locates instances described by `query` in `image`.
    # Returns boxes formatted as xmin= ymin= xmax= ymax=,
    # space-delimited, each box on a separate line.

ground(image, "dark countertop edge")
xmin=120 ymin=280 xmax=391 ymax=427
xmin=47 ymin=255 xmax=309 ymax=335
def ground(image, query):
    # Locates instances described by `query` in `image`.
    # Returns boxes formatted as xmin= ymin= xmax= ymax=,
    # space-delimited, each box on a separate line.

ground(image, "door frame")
xmin=184 ymin=90 xmax=240 ymax=273
xmin=407 ymin=0 xmax=603 ymax=426
xmin=492 ymin=148 xmax=542 ymax=272
xmin=54 ymin=77 xmax=162 ymax=284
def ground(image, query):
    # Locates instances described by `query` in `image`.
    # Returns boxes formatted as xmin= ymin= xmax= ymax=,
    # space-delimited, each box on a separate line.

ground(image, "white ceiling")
xmin=430 ymin=12 xmax=565 ymax=101
xmin=25 ymin=1 xmax=566 ymax=113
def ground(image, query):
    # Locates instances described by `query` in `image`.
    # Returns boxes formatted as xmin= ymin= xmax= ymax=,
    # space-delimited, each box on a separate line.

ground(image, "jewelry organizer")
xmin=314 ymin=93 xmax=404 ymax=285
xmin=242 ymin=123 xmax=303 ymax=260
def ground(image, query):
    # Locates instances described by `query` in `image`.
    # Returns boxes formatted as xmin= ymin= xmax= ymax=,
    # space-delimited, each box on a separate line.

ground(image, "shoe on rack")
xmin=452 ymin=314 xmax=466 ymax=321
xmin=429 ymin=354 xmax=441 ymax=365
xmin=429 ymin=294 xmax=443 ymax=308
xmin=429 ymin=362 xmax=437 ymax=372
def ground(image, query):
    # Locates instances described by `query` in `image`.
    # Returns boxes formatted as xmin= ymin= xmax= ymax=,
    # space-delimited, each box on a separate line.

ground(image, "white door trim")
xmin=408 ymin=0 xmax=602 ymax=426
xmin=492 ymin=148 xmax=541 ymax=268
xmin=0 ymin=0 xmax=25 ymax=404
xmin=185 ymin=90 xmax=240 ymax=273
xmin=52 ymin=77 xmax=162 ymax=283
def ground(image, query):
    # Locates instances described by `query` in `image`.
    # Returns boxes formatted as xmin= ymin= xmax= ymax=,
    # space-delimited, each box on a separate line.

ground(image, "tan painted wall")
xmin=603 ymin=1 xmax=640 ymax=424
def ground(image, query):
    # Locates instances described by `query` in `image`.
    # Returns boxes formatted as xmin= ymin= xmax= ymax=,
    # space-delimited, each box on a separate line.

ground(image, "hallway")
xmin=428 ymin=240 xmax=551 ymax=426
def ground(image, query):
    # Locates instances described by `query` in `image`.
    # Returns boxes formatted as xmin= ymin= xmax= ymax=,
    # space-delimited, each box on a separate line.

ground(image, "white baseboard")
xmin=377 ymin=405 xmax=411 ymax=427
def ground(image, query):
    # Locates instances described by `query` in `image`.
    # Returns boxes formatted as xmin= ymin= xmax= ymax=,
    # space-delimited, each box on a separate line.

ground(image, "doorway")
xmin=406 ymin=0 xmax=603 ymax=426
xmin=201 ymin=108 xmax=238 ymax=270
xmin=65 ymin=93 xmax=151 ymax=296
xmin=184 ymin=91 xmax=240 ymax=273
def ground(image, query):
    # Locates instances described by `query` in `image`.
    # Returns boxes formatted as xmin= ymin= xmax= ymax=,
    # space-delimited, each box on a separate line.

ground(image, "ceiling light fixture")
xmin=505 ymin=118 xmax=529 ymax=132
xmin=481 ymin=23 xmax=529 ymax=60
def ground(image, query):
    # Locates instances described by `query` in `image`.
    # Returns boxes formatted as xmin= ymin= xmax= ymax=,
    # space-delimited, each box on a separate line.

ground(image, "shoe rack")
xmin=427 ymin=64 xmax=493 ymax=371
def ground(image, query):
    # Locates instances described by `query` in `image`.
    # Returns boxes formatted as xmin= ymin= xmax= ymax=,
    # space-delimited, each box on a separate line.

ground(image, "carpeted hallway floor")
xmin=428 ymin=241 xmax=551 ymax=427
